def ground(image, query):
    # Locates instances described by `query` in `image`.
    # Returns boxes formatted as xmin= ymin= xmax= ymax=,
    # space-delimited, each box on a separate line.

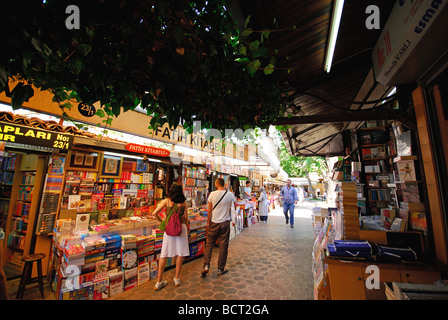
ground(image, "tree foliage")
xmin=0 ymin=0 xmax=290 ymax=132
xmin=278 ymin=138 xmax=328 ymax=178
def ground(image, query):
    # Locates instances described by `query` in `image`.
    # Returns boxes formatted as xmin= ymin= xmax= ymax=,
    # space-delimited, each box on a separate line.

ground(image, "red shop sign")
xmin=125 ymin=143 xmax=170 ymax=157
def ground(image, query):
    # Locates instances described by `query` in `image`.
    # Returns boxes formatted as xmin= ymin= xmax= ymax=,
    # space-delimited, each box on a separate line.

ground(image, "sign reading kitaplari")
xmin=125 ymin=143 xmax=170 ymax=157
xmin=0 ymin=122 xmax=73 ymax=150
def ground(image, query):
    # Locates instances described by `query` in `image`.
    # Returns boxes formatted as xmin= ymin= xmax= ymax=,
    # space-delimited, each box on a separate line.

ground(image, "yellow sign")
xmin=0 ymin=122 xmax=73 ymax=150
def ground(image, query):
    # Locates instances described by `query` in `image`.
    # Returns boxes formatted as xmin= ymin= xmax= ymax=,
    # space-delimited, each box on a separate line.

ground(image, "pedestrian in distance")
xmin=280 ymin=179 xmax=298 ymax=228
xmin=258 ymin=187 xmax=269 ymax=223
xmin=201 ymin=178 xmax=236 ymax=277
xmin=152 ymin=183 xmax=190 ymax=290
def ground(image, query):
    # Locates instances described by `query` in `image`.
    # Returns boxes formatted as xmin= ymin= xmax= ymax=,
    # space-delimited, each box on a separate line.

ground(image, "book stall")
xmin=0 ymin=116 xmax=75 ymax=280
xmin=43 ymin=141 xmax=271 ymax=299
xmin=315 ymin=120 xmax=448 ymax=300
xmin=45 ymin=142 xmax=215 ymax=299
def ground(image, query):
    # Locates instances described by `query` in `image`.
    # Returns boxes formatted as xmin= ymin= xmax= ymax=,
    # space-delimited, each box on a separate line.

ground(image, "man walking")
xmin=201 ymin=178 xmax=236 ymax=277
xmin=280 ymin=179 xmax=298 ymax=228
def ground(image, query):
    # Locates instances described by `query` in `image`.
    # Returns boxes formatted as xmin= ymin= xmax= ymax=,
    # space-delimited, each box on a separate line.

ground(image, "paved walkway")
xmin=7 ymin=199 xmax=323 ymax=300
xmin=110 ymin=200 xmax=317 ymax=300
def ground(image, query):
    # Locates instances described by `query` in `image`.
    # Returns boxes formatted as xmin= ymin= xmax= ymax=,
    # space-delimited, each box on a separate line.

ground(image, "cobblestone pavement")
xmin=7 ymin=200 xmax=319 ymax=300
xmin=110 ymin=203 xmax=316 ymax=300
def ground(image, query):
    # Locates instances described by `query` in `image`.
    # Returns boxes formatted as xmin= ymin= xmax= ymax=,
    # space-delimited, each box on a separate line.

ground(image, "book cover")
xmin=91 ymin=193 xmax=104 ymax=211
xmin=122 ymin=249 xmax=138 ymax=269
xmin=124 ymin=267 xmax=138 ymax=291
xmin=397 ymin=160 xmax=416 ymax=181
xmin=99 ymin=210 xmax=109 ymax=222
xmin=361 ymin=134 xmax=371 ymax=145
xmin=137 ymin=189 xmax=148 ymax=198
xmin=122 ymin=161 xmax=136 ymax=172
xmin=68 ymin=195 xmax=81 ymax=210
xmin=362 ymin=148 xmax=372 ymax=159
xmin=149 ymin=261 xmax=158 ymax=280
xmin=137 ymin=262 xmax=150 ymax=285
xmin=402 ymin=182 xmax=420 ymax=203
xmin=108 ymin=271 xmax=124 ymax=297
xmin=77 ymin=199 xmax=91 ymax=213
xmin=95 ymin=259 xmax=109 ymax=280
xmin=409 ymin=211 xmax=427 ymax=233
xmin=93 ymin=277 xmax=109 ymax=300
xmin=75 ymin=213 xmax=90 ymax=232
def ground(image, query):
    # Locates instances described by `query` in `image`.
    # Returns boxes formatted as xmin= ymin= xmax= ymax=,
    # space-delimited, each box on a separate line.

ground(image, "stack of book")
xmin=62 ymin=244 xmax=85 ymax=274
xmin=189 ymin=215 xmax=207 ymax=229
xmin=341 ymin=182 xmax=360 ymax=240
xmin=136 ymin=235 xmax=155 ymax=259
xmin=121 ymin=234 xmax=137 ymax=250
xmin=121 ymin=234 xmax=137 ymax=269
xmin=82 ymin=238 xmax=106 ymax=265
xmin=104 ymin=235 xmax=122 ymax=271
xmin=152 ymin=229 xmax=163 ymax=251
xmin=188 ymin=227 xmax=206 ymax=243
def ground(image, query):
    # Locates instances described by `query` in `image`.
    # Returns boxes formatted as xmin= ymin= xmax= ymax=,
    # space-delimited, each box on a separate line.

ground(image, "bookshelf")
xmin=356 ymin=120 xmax=429 ymax=239
xmin=0 ymin=151 xmax=17 ymax=240
xmin=358 ymin=124 xmax=397 ymax=216
xmin=182 ymin=165 xmax=208 ymax=206
xmin=4 ymin=154 xmax=47 ymax=274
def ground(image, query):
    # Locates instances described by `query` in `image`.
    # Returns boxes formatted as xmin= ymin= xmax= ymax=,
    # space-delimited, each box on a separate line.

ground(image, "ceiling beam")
xmin=272 ymin=110 xmax=416 ymax=130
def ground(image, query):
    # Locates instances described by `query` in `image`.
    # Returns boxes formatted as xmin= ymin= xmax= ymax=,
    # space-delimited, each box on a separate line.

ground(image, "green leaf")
xmin=60 ymin=102 xmax=73 ymax=110
xmin=264 ymin=64 xmax=275 ymax=75
xmin=239 ymin=46 xmax=247 ymax=56
xmin=247 ymin=59 xmax=260 ymax=75
xmin=261 ymin=30 xmax=270 ymax=40
xmin=250 ymin=47 xmax=267 ymax=59
xmin=249 ymin=40 xmax=260 ymax=51
xmin=241 ymin=28 xmax=253 ymax=37
xmin=95 ymin=109 xmax=106 ymax=118
xmin=244 ymin=15 xmax=251 ymax=28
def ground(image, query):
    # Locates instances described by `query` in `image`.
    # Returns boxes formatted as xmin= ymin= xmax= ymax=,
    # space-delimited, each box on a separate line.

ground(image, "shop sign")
xmin=125 ymin=143 xmax=170 ymax=157
xmin=151 ymin=124 xmax=225 ymax=155
xmin=0 ymin=122 xmax=73 ymax=150
xmin=372 ymin=0 xmax=447 ymax=85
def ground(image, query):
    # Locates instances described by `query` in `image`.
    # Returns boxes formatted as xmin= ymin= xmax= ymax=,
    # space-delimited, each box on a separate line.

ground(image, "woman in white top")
xmin=258 ymin=187 xmax=269 ymax=223
xmin=152 ymin=183 xmax=190 ymax=291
